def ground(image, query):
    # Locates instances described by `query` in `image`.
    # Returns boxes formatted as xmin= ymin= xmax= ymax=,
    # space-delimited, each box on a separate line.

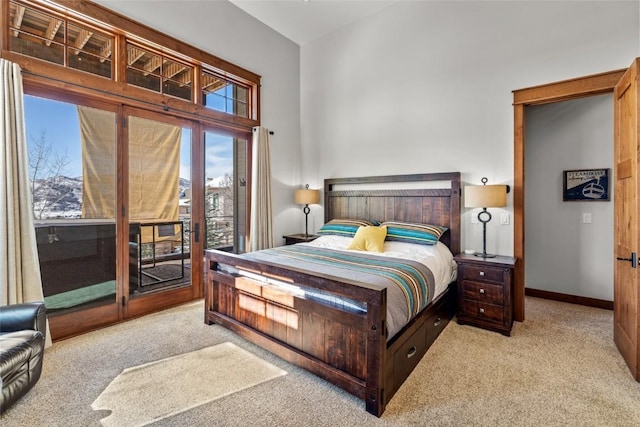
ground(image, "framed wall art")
xmin=562 ymin=168 xmax=610 ymax=201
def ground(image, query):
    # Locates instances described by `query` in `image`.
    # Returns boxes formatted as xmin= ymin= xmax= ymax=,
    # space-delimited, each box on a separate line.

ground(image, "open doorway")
xmin=524 ymin=95 xmax=614 ymax=306
xmin=512 ymin=69 xmax=625 ymax=321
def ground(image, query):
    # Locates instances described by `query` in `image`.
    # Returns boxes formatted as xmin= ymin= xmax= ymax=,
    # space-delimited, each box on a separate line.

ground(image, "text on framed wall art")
xmin=562 ymin=168 xmax=610 ymax=201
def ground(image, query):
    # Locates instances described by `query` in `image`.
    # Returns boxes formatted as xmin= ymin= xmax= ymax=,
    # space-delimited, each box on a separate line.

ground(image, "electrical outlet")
xmin=500 ymin=213 xmax=510 ymax=225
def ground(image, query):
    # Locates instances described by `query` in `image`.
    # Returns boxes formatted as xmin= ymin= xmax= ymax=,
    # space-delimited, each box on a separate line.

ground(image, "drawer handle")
xmin=479 ymin=271 xmax=485 ymax=276
xmin=479 ymin=307 xmax=485 ymax=314
xmin=479 ymin=288 xmax=485 ymax=294
xmin=433 ymin=317 xmax=441 ymax=327
xmin=407 ymin=346 xmax=417 ymax=358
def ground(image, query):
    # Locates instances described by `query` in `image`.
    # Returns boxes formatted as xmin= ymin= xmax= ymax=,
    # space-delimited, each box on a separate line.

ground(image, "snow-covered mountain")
xmin=31 ymin=176 xmax=191 ymax=219
xmin=31 ymin=175 xmax=83 ymax=219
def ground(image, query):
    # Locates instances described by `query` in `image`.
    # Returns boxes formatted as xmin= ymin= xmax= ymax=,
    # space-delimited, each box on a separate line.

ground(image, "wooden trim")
xmin=525 ymin=287 xmax=613 ymax=311
xmin=0 ymin=0 xmax=8 ymax=53
xmin=48 ymin=303 xmax=120 ymax=341
xmin=513 ymin=69 xmax=622 ymax=322
xmin=513 ymin=103 xmax=525 ymax=322
xmin=12 ymin=55 xmax=258 ymax=133
xmin=513 ymin=69 xmax=626 ymax=105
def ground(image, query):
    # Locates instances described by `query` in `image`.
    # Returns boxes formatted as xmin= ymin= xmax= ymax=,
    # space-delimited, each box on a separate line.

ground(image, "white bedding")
xmin=301 ymin=235 xmax=458 ymax=301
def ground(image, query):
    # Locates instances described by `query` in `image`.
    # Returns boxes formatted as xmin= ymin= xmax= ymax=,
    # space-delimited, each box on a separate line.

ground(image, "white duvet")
xmin=301 ymin=235 xmax=457 ymax=300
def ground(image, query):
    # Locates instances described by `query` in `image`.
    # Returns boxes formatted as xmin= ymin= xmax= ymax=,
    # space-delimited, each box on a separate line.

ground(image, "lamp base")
xmin=474 ymin=252 xmax=497 ymax=258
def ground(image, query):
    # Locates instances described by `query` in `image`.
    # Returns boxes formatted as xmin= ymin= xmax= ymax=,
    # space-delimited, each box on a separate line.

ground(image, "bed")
xmin=204 ymin=172 xmax=461 ymax=416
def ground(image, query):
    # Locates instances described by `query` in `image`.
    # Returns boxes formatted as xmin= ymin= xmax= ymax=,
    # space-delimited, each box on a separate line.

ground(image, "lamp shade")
xmin=294 ymin=188 xmax=320 ymax=205
xmin=464 ymin=185 xmax=508 ymax=208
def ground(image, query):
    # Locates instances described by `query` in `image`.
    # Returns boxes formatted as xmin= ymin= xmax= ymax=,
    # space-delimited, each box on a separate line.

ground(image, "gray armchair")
xmin=0 ymin=302 xmax=46 ymax=413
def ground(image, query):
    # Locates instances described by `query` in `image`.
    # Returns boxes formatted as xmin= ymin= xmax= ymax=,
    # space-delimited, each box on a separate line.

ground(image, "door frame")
xmin=122 ymin=106 xmax=202 ymax=319
xmin=512 ymin=69 xmax=625 ymax=321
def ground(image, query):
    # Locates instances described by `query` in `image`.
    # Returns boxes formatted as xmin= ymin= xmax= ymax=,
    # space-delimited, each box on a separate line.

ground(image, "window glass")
xmin=127 ymin=43 xmax=193 ymax=101
xmin=202 ymin=71 xmax=250 ymax=118
xmin=67 ymin=22 xmax=112 ymax=78
xmin=24 ymin=95 xmax=117 ymax=314
xmin=10 ymin=1 xmax=113 ymax=79
xmin=9 ymin=2 xmax=64 ymax=66
xmin=204 ymin=131 xmax=248 ymax=252
xmin=127 ymin=115 xmax=192 ymax=294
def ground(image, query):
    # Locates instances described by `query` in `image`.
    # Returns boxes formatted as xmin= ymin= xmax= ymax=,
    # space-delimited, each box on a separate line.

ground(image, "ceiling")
xmin=228 ymin=0 xmax=397 ymax=46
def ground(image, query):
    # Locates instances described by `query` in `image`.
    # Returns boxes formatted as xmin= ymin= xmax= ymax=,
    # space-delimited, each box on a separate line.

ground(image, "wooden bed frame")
xmin=204 ymin=172 xmax=461 ymax=416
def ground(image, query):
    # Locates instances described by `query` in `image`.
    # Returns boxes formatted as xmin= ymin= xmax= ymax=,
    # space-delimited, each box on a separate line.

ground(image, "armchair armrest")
xmin=0 ymin=302 xmax=46 ymax=339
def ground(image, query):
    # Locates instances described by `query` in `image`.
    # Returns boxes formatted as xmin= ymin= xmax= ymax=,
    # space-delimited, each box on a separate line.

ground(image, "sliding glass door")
xmin=23 ymin=91 xmax=253 ymax=338
xmin=23 ymin=95 xmax=204 ymax=338
xmin=203 ymin=128 xmax=249 ymax=254
xmin=24 ymin=94 xmax=120 ymax=338
xmin=123 ymin=108 xmax=200 ymax=318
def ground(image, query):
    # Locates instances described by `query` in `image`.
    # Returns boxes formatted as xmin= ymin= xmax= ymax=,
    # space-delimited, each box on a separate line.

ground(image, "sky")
xmin=23 ymin=94 xmax=235 ymax=183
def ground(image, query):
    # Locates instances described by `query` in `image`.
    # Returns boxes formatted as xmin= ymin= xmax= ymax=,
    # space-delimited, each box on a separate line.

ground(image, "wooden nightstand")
xmin=283 ymin=234 xmax=319 ymax=245
xmin=454 ymin=253 xmax=517 ymax=336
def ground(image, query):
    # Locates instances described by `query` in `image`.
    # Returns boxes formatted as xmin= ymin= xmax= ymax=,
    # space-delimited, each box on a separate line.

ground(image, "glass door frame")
xmin=121 ymin=106 xmax=203 ymax=319
xmin=201 ymin=124 xmax=252 ymax=255
xmin=21 ymin=84 xmax=247 ymax=340
xmin=23 ymin=85 xmax=123 ymax=340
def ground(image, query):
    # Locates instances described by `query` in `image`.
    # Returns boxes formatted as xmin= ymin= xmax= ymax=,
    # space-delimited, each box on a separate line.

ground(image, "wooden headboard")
xmin=324 ymin=172 xmax=461 ymax=255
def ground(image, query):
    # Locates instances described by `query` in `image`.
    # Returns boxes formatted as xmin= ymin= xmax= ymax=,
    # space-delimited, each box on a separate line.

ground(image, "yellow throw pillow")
xmin=347 ymin=226 xmax=387 ymax=252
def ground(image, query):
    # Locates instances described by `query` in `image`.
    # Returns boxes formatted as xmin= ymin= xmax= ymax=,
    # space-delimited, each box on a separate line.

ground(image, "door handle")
xmin=616 ymin=252 xmax=636 ymax=268
xmin=191 ymin=223 xmax=200 ymax=243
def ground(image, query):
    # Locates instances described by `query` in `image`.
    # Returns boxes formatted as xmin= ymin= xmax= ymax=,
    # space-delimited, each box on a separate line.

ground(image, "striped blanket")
xmin=244 ymin=245 xmax=435 ymax=339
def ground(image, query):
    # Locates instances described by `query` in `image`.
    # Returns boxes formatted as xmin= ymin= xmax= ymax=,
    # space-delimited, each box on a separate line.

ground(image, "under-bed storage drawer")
xmin=393 ymin=321 xmax=427 ymax=390
xmin=425 ymin=296 xmax=450 ymax=347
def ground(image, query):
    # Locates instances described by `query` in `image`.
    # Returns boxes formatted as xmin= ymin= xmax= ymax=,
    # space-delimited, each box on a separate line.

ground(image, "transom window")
xmin=202 ymin=70 xmax=250 ymax=118
xmin=7 ymin=0 xmax=257 ymax=121
xmin=9 ymin=1 xmax=113 ymax=78
xmin=127 ymin=43 xmax=194 ymax=101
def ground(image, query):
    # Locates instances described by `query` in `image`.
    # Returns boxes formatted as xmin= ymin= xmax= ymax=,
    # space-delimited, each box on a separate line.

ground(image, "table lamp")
xmin=294 ymin=184 xmax=320 ymax=237
xmin=464 ymin=177 xmax=509 ymax=258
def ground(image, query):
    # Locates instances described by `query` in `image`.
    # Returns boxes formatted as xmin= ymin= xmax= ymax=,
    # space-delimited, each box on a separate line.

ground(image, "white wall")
xmin=301 ymin=1 xmax=639 ymax=255
xmin=94 ymin=0 xmax=302 ymax=244
xmin=525 ymin=95 xmax=614 ymax=301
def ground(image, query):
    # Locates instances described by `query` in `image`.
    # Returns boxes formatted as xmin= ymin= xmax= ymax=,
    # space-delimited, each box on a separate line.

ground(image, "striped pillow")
xmin=381 ymin=221 xmax=447 ymax=246
xmin=317 ymin=219 xmax=377 ymax=238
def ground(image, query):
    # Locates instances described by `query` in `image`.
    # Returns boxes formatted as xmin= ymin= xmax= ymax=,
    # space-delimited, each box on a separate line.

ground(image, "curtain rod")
xmin=253 ymin=127 xmax=274 ymax=135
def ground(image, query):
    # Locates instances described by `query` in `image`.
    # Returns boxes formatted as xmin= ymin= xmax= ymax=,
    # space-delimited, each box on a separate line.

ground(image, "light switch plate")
xmin=583 ymin=213 xmax=592 ymax=223
xmin=500 ymin=213 xmax=510 ymax=225
xmin=471 ymin=210 xmax=479 ymax=224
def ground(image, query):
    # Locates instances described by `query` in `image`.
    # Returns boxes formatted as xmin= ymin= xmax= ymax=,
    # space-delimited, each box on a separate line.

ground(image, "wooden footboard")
xmin=204 ymin=250 xmax=455 ymax=416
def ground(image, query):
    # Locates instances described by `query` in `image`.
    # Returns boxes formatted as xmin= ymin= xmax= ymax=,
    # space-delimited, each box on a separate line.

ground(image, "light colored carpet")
xmin=92 ymin=342 xmax=287 ymax=426
xmin=2 ymin=297 xmax=640 ymax=426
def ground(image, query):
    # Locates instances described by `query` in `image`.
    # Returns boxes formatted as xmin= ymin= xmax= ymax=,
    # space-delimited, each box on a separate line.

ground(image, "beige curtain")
xmin=79 ymin=110 xmax=181 ymax=244
xmin=78 ymin=106 xmax=116 ymax=219
xmin=0 ymin=59 xmax=51 ymax=345
xmin=248 ymin=126 xmax=273 ymax=251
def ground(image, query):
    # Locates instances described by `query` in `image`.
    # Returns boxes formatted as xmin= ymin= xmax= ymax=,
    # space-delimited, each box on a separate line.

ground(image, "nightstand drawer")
xmin=460 ymin=300 xmax=504 ymax=323
xmin=461 ymin=264 xmax=505 ymax=284
xmin=461 ymin=280 xmax=503 ymax=305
